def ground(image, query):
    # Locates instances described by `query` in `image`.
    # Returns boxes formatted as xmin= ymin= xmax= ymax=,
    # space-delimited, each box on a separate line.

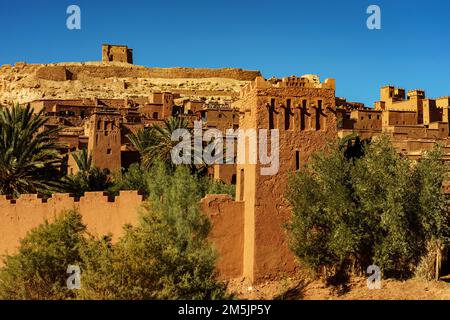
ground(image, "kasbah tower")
xmin=234 ymin=75 xmax=337 ymax=282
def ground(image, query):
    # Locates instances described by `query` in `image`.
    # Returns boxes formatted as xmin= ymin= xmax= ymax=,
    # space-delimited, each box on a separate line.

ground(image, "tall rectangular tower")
xmin=87 ymin=111 xmax=122 ymax=173
xmin=234 ymin=75 xmax=337 ymax=282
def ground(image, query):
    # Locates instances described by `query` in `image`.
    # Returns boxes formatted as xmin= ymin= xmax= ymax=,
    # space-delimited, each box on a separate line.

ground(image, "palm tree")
xmin=128 ymin=117 xmax=199 ymax=169
xmin=63 ymin=148 xmax=111 ymax=197
xmin=0 ymin=104 xmax=63 ymax=196
xmin=71 ymin=148 xmax=93 ymax=172
xmin=128 ymin=117 xmax=230 ymax=176
xmin=126 ymin=126 xmax=156 ymax=156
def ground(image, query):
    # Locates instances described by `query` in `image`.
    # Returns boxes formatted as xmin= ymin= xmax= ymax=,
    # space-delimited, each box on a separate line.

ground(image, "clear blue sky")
xmin=1 ymin=0 xmax=449 ymax=106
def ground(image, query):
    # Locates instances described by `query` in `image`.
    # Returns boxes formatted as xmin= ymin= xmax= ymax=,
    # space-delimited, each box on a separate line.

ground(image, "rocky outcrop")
xmin=0 ymin=61 xmax=261 ymax=105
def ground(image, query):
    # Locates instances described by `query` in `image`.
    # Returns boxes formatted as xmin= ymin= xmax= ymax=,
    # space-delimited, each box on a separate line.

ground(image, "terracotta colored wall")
xmin=0 ymin=191 xmax=142 ymax=256
xmin=351 ymin=110 xmax=382 ymax=130
xmin=213 ymin=164 xmax=237 ymax=185
xmin=0 ymin=192 xmax=245 ymax=280
xmin=383 ymin=110 xmax=418 ymax=126
xmin=36 ymin=66 xmax=71 ymax=81
xmin=200 ymin=195 xmax=245 ymax=279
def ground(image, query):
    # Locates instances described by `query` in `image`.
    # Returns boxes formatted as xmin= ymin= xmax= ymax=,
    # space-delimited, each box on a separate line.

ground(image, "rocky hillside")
xmin=0 ymin=61 xmax=261 ymax=105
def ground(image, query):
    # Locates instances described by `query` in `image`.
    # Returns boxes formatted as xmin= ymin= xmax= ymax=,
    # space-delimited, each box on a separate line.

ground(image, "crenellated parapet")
xmin=239 ymin=75 xmax=335 ymax=99
xmin=0 ymin=191 xmax=243 ymax=280
xmin=0 ymin=191 xmax=143 ymax=257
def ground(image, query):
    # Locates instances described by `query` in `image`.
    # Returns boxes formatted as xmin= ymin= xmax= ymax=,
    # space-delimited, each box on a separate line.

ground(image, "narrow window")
xmin=301 ymin=100 xmax=307 ymax=130
xmin=296 ymin=151 xmax=300 ymax=170
xmin=269 ymin=98 xmax=275 ymax=130
xmin=239 ymin=169 xmax=245 ymax=201
xmin=285 ymin=99 xmax=291 ymax=130
xmin=316 ymin=100 xmax=322 ymax=130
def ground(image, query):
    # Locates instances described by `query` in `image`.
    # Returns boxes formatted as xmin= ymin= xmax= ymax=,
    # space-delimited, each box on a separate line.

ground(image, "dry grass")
xmin=227 ymin=275 xmax=450 ymax=300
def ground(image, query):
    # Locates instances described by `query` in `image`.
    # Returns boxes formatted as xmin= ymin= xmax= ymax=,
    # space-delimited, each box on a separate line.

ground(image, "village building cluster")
xmin=5 ymin=45 xmax=450 ymax=282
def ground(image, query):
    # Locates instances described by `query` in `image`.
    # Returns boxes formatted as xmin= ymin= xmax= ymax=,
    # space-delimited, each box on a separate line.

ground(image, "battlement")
xmin=0 ymin=191 xmax=141 ymax=205
xmin=240 ymin=75 xmax=335 ymax=98
xmin=0 ymin=191 xmax=143 ymax=256
xmin=0 ymin=191 xmax=242 ymax=280
xmin=407 ymin=89 xmax=426 ymax=98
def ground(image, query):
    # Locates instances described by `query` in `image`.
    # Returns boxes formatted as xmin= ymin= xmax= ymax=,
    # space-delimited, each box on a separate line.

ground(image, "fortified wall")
xmin=0 ymin=191 xmax=143 ymax=256
xmin=35 ymin=65 xmax=261 ymax=82
xmin=0 ymin=192 xmax=244 ymax=280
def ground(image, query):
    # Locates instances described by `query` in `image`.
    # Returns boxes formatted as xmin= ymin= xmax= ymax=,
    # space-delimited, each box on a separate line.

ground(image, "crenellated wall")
xmin=0 ymin=191 xmax=143 ymax=256
xmin=0 ymin=192 xmax=244 ymax=280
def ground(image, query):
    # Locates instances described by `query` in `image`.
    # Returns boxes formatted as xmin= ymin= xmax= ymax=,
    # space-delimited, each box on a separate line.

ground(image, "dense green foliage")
xmin=62 ymin=148 xmax=112 ymax=197
xmin=79 ymin=164 xmax=229 ymax=299
xmin=286 ymin=135 xmax=450 ymax=280
xmin=0 ymin=164 xmax=229 ymax=300
xmin=128 ymin=117 xmax=190 ymax=170
xmin=110 ymin=162 xmax=235 ymax=199
xmin=128 ymin=117 xmax=210 ymax=175
xmin=0 ymin=211 xmax=86 ymax=300
xmin=0 ymin=104 xmax=63 ymax=196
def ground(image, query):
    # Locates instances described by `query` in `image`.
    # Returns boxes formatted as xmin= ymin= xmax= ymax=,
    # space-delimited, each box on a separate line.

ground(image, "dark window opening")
xmin=301 ymin=100 xmax=307 ymax=130
xmin=239 ymin=169 xmax=245 ymax=201
xmin=285 ymin=99 xmax=291 ymax=130
xmin=316 ymin=100 xmax=322 ymax=130
xmin=296 ymin=151 xmax=300 ymax=170
xmin=269 ymin=98 xmax=275 ymax=130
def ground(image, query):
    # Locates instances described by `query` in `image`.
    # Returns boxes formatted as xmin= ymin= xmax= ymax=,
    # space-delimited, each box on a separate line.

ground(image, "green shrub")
xmin=286 ymin=135 xmax=449 ymax=281
xmin=0 ymin=211 xmax=86 ymax=300
xmin=78 ymin=163 xmax=229 ymax=300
